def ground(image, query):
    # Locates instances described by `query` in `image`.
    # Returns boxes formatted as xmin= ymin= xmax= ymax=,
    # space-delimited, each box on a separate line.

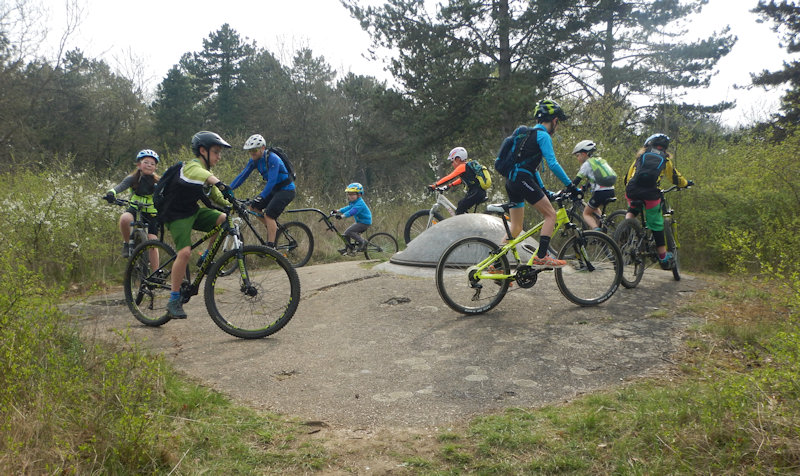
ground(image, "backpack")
xmin=466 ymin=160 xmax=492 ymax=190
xmin=494 ymin=125 xmax=541 ymax=178
xmin=152 ymin=161 xmax=183 ymax=214
xmin=269 ymin=147 xmax=296 ymax=188
xmin=629 ymin=151 xmax=666 ymax=189
xmin=587 ymin=157 xmax=617 ymax=187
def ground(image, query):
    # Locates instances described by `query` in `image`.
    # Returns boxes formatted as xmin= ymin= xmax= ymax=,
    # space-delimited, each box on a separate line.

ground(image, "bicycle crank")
xmin=514 ymin=265 xmax=540 ymax=289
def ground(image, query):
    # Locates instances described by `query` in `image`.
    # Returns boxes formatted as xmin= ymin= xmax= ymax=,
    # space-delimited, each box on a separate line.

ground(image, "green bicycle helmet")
xmin=533 ymin=99 xmax=568 ymax=122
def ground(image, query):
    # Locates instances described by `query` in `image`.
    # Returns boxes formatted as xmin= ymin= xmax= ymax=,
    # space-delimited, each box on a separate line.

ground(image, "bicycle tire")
xmin=124 ymin=240 xmax=177 ymax=327
xmin=664 ymin=218 xmax=680 ymax=281
xmin=614 ymin=218 xmax=646 ymax=289
xmin=603 ymin=210 xmax=627 ymax=236
xmin=364 ymin=232 xmax=398 ymax=261
xmin=404 ymin=209 xmax=445 ymax=244
xmin=275 ymin=221 xmax=314 ymax=267
xmin=554 ymin=230 xmax=622 ymax=306
xmin=435 ymin=237 xmax=510 ymax=315
xmin=204 ymin=245 xmax=301 ymax=339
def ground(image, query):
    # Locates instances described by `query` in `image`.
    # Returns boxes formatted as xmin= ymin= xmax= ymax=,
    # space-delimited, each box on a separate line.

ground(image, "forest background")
xmin=2 ymin=0 xmax=800 ymax=472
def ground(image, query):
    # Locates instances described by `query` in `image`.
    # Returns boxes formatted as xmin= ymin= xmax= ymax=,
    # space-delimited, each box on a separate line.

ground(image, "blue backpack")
xmin=494 ymin=125 xmax=541 ymax=178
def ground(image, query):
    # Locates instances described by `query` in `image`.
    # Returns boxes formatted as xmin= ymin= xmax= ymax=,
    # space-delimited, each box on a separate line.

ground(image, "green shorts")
xmin=165 ymin=208 xmax=223 ymax=250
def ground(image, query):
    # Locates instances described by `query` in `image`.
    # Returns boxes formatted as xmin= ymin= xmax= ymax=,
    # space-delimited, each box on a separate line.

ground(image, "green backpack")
xmin=466 ymin=160 xmax=492 ymax=190
xmin=588 ymin=157 xmax=617 ymax=187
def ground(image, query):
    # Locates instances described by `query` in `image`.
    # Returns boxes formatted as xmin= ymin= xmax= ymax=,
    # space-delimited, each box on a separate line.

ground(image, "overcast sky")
xmin=41 ymin=0 xmax=791 ymax=128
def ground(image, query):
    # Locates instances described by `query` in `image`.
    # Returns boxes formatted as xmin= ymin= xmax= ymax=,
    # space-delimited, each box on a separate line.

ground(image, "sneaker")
xmin=338 ymin=248 xmax=349 ymax=255
xmin=659 ymin=252 xmax=674 ymax=270
xmin=167 ymin=299 xmax=187 ymax=319
xmin=121 ymin=242 xmax=132 ymax=258
xmin=531 ymin=255 xmax=567 ymax=269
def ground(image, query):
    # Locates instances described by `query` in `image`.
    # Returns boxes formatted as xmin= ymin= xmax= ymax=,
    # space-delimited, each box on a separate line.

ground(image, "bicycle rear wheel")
xmin=204 ymin=245 xmax=301 ymax=339
xmin=364 ymin=232 xmax=398 ymax=261
xmin=404 ymin=209 xmax=445 ymax=244
xmin=554 ymin=230 xmax=622 ymax=306
xmin=275 ymin=221 xmax=314 ymax=267
xmin=603 ymin=210 xmax=627 ymax=236
xmin=124 ymin=240 xmax=176 ymax=327
xmin=435 ymin=237 xmax=510 ymax=315
xmin=664 ymin=218 xmax=680 ymax=281
xmin=614 ymin=218 xmax=646 ymax=289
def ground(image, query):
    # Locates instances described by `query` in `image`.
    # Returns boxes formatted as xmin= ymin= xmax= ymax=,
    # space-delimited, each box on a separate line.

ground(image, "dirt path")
xmin=69 ymin=261 xmax=702 ymax=431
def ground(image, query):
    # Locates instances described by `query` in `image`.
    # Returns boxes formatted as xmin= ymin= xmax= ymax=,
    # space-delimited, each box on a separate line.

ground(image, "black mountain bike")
xmin=123 ymin=199 xmax=301 ymax=339
xmin=613 ymin=184 xmax=691 ymax=288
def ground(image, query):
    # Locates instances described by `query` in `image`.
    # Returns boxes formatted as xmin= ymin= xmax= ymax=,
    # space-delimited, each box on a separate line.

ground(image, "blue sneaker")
xmin=659 ymin=252 xmax=674 ymax=270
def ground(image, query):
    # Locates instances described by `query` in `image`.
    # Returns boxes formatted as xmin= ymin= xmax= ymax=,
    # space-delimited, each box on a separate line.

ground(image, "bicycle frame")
xmin=289 ymin=207 xmax=351 ymax=247
xmin=472 ymin=197 xmax=583 ymax=284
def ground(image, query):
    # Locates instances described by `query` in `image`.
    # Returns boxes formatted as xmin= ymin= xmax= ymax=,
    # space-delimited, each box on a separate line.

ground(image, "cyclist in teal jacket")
xmin=332 ymin=182 xmax=372 ymax=254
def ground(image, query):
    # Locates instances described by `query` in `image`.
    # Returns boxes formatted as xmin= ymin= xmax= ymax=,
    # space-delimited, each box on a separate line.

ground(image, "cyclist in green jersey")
xmin=103 ymin=149 xmax=161 ymax=257
xmin=161 ymin=131 xmax=234 ymax=319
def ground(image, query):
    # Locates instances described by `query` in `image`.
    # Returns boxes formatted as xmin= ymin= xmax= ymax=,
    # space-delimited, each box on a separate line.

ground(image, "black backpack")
xmin=269 ymin=147 xmax=296 ymax=188
xmin=494 ymin=125 xmax=542 ymax=178
xmin=629 ymin=151 xmax=666 ymax=189
xmin=152 ymin=161 xmax=183 ymax=214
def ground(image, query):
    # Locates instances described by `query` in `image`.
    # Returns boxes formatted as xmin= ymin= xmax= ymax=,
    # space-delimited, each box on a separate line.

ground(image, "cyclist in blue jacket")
xmin=332 ymin=182 xmax=372 ymax=254
xmin=230 ymin=134 xmax=296 ymax=247
xmin=501 ymin=99 xmax=576 ymax=268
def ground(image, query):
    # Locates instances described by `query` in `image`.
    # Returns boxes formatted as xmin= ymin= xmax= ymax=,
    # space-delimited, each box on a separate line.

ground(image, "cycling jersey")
xmin=337 ymin=196 xmax=372 ymax=225
xmin=435 ymin=162 xmax=480 ymax=190
xmin=624 ymin=151 xmax=688 ymax=200
xmin=159 ymin=159 xmax=230 ymax=223
xmin=510 ymin=125 xmax=571 ymax=189
xmin=230 ymin=149 xmax=295 ymax=198
xmin=108 ymin=173 xmax=158 ymax=214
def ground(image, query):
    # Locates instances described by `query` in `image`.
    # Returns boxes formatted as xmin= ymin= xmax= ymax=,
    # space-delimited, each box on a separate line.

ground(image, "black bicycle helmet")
xmin=533 ymin=99 xmax=568 ymax=122
xmin=191 ymin=131 xmax=232 ymax=157
xmin=644 ymin=133 xmax=670 ymax=149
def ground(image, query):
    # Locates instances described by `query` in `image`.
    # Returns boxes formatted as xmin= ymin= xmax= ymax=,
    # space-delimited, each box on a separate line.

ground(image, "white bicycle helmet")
xmin=243 ymin=134 xmax=267 ymax=150
xmin=571 ymin=140 xmax=597 ymax=155
xmin=447 ymin=146 xmax=468 ymax=162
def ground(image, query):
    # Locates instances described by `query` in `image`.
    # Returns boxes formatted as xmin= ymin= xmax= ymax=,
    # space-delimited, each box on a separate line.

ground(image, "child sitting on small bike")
xmin=623 ymin=133 xmax=693 ymax=269
xmin=332 ymin=182 xmax=372 ymax=254
xmin=428 ymin=147 xmax=487 ymax=215
xmin=571 ymin=140 xmax=616 ymax=230
xmin=103 ymin=149 xmax=161 ymax=257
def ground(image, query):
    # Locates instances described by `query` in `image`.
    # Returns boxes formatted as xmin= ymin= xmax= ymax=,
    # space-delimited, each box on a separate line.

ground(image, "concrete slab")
xmin=70 ymin=260 xmax=703 ymax=430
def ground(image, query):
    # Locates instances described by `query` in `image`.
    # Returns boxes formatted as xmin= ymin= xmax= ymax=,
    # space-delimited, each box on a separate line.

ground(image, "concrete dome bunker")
xmin=388 ymin=213 xmax=540 ymax=268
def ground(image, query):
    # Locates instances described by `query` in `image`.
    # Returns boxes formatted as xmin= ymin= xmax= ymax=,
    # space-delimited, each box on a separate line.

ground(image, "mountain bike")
xmin=219 ymin=198 xmax=313 ymax=270
xmin=109 ymin=198 xmax=163 ymax=252
xmin=123 ymin=198 xmax=301 ymax=339
xmin=613 ymin=184 xmax=691 ymax=288
xmin=435 ymin=188 xmax=623 ymax=315
xmin=403 ymin=186 xmax=488 ymax=244
xmin=296 ymin=207 xmax=398 ymax=261
xmin=548 ymin=193 xmax=626 ymax=253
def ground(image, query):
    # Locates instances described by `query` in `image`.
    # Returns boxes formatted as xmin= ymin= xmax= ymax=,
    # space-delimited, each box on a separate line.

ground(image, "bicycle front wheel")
xmin=204 ymin=245 xmax=301 ymax=339
xmin=404 ymin=209 xmax=445 ymax=244
xmin=124 ymin=240 xmax=176 ymax=327
xmin=435 ymin=237 xmax=510 ymax=315
xmin=665 ymin=218 xmax=680 ymax=281
xmin=554 ymin=230 xmax=622 ymax=306
xmin=275 ymin=221 xmax=314 ymax=267
xmin=614 ymin=218 xmax=646 ymax=289
xmin=364 ymin=232 xmax=398 ymax=261
xmin=219 ymin=233 xmax=239 ymax=277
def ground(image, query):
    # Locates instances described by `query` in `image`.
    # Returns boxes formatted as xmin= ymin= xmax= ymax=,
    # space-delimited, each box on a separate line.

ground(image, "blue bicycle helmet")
xmin=345 ymin=182 xmax=364 ymax=194
xmin=136 ymin=149 xmax=160 ymax=163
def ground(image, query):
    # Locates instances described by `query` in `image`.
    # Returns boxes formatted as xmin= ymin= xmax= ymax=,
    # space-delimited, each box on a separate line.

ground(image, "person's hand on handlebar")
xmin=103 ymin=191 xmax=115 ymax=203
